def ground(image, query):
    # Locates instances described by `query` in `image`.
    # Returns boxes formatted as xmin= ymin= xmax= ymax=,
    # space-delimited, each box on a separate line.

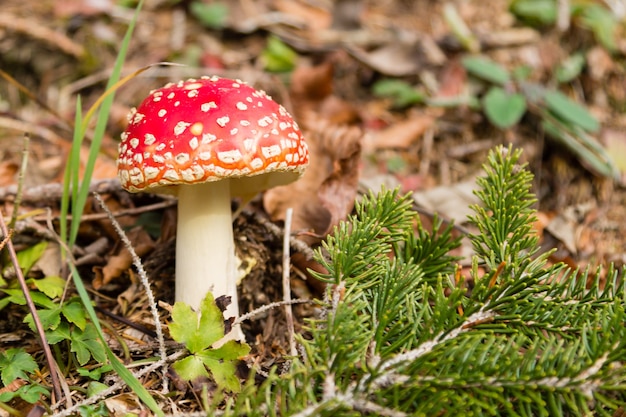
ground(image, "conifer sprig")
xmin=223 ymin=146 xmax=625 ymax=416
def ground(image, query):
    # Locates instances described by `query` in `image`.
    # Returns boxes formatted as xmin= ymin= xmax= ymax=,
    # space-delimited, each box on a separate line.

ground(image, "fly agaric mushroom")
xmin=117 ymin=76 xmax=309 ymax=341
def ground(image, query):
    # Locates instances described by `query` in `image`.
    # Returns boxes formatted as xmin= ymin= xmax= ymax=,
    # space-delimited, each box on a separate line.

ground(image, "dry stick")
xmin=51 ymin=350 xmax=187 ymax=417
xmin=282 ymin=208 xmax=297 ymax=356
xmin=92 ymin=192 xmax=169 ymax=392
xmin=9 ymin=134 xmax=29 ymax=229
xmin=0 ymin=214 xmax=63 ymax=403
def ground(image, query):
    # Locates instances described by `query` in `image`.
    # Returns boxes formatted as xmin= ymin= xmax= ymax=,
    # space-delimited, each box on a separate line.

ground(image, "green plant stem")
xmin=0 ymin=213 xmax=62 ymax=403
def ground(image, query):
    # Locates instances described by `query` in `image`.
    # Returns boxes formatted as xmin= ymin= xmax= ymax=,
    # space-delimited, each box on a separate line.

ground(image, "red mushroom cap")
xmin=117 ymin=76 xmax=309 ymax=195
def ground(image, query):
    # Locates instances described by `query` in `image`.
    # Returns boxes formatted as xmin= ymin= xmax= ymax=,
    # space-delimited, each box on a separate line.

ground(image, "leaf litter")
xmin=0 ymin=0 xmax=626 ymax=414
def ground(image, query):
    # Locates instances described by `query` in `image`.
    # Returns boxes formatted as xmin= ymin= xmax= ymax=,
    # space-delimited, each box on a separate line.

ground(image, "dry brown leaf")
xmin=290 ymin=61 xmax=334 ymax=103
xmin=347 ymin=41 xmax=421 ymax=77
xmin=272 ymin=0 xmax=332 ymax=31
xmin=367 ymin=115 xmax=434 ymax=150
xmin=0 ymin=160 xmax=18 ymax=187
xmin=437 ymin=59 xmax=467 ymax=98
xmin=93 ymin=227 xmax=155 ymax=288
xmin=263 ymin=118 xmax=362 ymax=245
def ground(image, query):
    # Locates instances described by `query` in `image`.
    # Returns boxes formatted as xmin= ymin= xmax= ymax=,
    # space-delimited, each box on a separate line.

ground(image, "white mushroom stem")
xmin=176 ymin=180 xmax=244 ymax=342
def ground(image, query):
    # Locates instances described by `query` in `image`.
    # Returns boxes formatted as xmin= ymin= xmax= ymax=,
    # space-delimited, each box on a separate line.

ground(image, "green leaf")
xmin=87 ymin=381 xmax=110 ymax=398
xmin=71 ymin=324 xmax=107 ymax=365
xmin=172 ymin=355 xmax=210 ymax=381
xmin=483 ymin=87 xmax=527 ymax=129
xmin=170 ymin=292 xmax=224 ymax=353
xmin=77 ymin=364 xmax=114 ymax=381
xmin=0 ymin=384 xmax=48 ymax=404
xmin=46 ymin=321 xmax=72 ymax=344
xmin=543 ymin=90 xmax=599 ymax=133
xmin=372 ymin=79 xmax=425 ymax=108
xmin=578 ymin=4 xmax=618 ymax=51
xmin=509 ymin=0 xmax=557 ymax=25
xmin=555 ymin=53 xmax=586 ymax=84
xmin=198 ymin=353 xmax=241 ymax=392
xmin=16 ymin=241 xmax=48 ymax=275
xmin=0 ymin=348 xmax=38 ymax=385
xmin=24 ymin=307 xmax=62 ymax=332
xmin=62 ymin=300 xmax=88 ymax=330
xmin=189 ymin=1 xmax=229 ymax=29
xmin=261 ymin=35 xmax=298 ymax=73
xmin=462 ymin=56 xmax=511 ymax=85
xmin=30 ymin=275 xmax=66 ymax=299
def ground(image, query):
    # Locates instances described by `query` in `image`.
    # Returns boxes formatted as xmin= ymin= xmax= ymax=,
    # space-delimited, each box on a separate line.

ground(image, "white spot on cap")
xmin=163 ymin=169 xmax=180 ymax=181
xmin=158 ymin=109 xmax=167 ymax=117
xmin=261 ymin=145 xmax=281 ymax=158
xmin=230 ymin=128 xmax=238 ymax=135
xmin=180 ymin=168 xmax=196 ymax=181
xmin=144 ymin=166 xmax=159 ymax=180
xmin=243 ymin=138 xmax=254 ymax=150
xmin=153 ymin=155 xmax=165 ymax=163
xmin=174 ymin=121 xmax=191 ymax=135
xmin=187 ymin=89 xmax=199 ymax=98
xmin=216 ymin=116 xmax=230 ymax=127
xmin=199 ymin=134 xmax=214 ymax=144
xmin=257 ymin=116 xmax=273 ymax=127
xmin=144 ymin=133 xmax=156 ymax=145
xmin=279 ymin=122 xmax=290 ymax=130
xmin=167 ymin=92 xmax=175 ymax=99
xmin=189 ymin=137 xmax=199 ymax=150
xmin=217 ymin=149 xmax=242 ymax=163
xmin=185 ymin=82 xmax=202 ymax=90
xmin=130 ymin=138 xmax=140 ymax=149
xmin=132 ymin=112 xmax=145 ymax=124
xmin=174 ymin=101 xmax=180 ymax=107
xmin=133 ymin=153 xmax=143 ymax=163
xmin=250 ymin=158 xmax=263 ymax=169
xmin=201 ymin=102 xmax=217 ymax=112
xmin=199 ymin=151 xmax=211 ymax=160
xmin=240 ymin=120 xmax=251 ymax=127
xmin=175 ymin=153 xmax=190 ymax=164
xmin=236 ymin=102 xmax=248 ymax=110
xmin=156 ymin=143 xmax=166 ymax=151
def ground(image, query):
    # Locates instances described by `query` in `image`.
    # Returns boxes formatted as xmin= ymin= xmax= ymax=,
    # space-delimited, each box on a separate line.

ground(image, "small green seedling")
xmin=261 ymin=35 xmax=298 ymax=73
xmin=170 ymin=293 xmax=250 ymax=392
xmin=461 ymin=54 xmax=617 ymax=179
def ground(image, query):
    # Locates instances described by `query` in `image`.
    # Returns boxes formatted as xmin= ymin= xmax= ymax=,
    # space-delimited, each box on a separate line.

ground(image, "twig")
xmin=51 ymin=350 xmax=187 ymax=417
xmin=0 ymin=14 xmax=84 ymax=57
xmin=9 ymin=134 xmax=29 ymax=229
xmin=248 ymin=208 xmax=316 ymax=260
xmin=233 ymin=299 xmax=310 ymax=326
xmin=282 ymin=208 xmax=297 ymax=356
xmin=93 ymin=192 xmax=169 ymax=392
xmin=0 ymin=178 xmax=122 ymax=203
xmin=0 ymin=213 xmax=63 ymax=403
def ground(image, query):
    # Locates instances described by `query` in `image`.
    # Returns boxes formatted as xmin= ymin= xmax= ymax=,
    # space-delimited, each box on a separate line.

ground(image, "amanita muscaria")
xmin=117 ymin=76 xmax=309 ymax=341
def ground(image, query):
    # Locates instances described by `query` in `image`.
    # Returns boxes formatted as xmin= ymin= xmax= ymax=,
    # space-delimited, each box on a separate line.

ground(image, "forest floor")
xmin=1 ymin=0 xmax=626 ymax=415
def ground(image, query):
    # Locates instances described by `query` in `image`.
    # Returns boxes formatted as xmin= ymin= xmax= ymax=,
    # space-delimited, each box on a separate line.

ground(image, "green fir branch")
xmin=223 ymin=145 xmax=625 ymax=416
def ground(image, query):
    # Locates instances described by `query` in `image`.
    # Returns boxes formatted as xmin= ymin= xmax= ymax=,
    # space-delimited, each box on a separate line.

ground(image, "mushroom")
xmin=117 ymin=76 xmax=309 ymax=340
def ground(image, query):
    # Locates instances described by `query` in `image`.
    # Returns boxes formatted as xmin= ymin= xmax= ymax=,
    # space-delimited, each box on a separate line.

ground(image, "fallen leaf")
xmin=290 ymin=61 xmax=334 ymax=103
xmin=0 ymin=161 xmax=18 ymax=187
xmin=348 ymin=41 xmax=422 ymax=76
xmin=437 ymin=59 xmax=467 ymax=98
xmin=272 ymin=0 xmax=332 ymax=31
xmin=367 ymin=115 xmax=435 ymax=150
xmin=412 ymin=176 xmax=481 ymax=223
xmin=93 ymin=227 xmax=155 ymax=288
xmin=264 ymin=117 xmax=362 ymax=245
